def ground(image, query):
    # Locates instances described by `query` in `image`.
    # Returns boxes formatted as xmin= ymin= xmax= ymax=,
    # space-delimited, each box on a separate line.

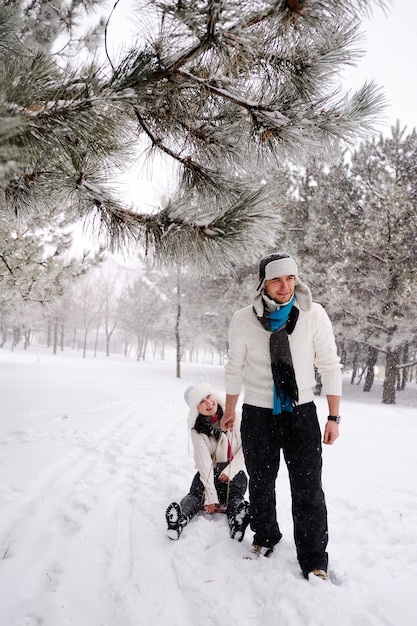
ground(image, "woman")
xmin=166 ymin=382 xmax=250 ymax=541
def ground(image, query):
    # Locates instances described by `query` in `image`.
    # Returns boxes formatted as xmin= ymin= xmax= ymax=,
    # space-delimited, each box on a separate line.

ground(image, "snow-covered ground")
xmin=0 ymin=346 xmax=416 ymax=626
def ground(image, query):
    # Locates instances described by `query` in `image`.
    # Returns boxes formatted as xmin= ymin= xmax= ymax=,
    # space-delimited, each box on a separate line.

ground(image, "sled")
xmin=199 ymin=504 xmax=227 ymax=514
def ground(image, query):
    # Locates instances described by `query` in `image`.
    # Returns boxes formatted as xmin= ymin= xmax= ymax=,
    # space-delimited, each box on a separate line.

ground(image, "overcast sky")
xmin=342 ymin=1 xmax=416 ymax=133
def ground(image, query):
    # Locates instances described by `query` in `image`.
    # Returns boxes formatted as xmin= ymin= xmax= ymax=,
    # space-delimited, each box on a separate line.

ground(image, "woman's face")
xmin=197 ymin=393 xmax=218 ymax=416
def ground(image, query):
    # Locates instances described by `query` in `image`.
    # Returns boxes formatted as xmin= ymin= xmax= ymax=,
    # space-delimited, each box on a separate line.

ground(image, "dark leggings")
xmin=241 ymin=402 xmax=328 ymax=575
xmin=180 ymin=465 xmax=247 ymax=526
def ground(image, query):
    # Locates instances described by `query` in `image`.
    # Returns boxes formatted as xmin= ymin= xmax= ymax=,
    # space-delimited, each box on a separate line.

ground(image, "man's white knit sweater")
xmin=225 ymin=300 xmax=342 ymax=409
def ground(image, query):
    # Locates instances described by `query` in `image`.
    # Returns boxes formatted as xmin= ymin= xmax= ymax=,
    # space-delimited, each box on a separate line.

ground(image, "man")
xmin=221 ymin=252 xmax=342 ymax=581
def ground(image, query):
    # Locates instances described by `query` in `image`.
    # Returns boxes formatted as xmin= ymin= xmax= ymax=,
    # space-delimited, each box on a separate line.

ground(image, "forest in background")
xmin=1 ymin=1 xmax=416 ymax=404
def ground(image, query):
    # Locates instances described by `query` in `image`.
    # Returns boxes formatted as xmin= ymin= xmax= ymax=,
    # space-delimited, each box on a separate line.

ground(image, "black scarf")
xmin=254 ymin=303 xmax=299 ymax=413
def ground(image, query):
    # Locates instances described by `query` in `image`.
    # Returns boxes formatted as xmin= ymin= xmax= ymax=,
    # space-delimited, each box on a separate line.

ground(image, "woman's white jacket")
xmin=190 ymin=411 xmax=246 ymax=507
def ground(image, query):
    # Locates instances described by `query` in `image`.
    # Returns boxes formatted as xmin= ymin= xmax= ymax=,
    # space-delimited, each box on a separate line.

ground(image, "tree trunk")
xmin=351 ymin=344 xmax=359 ymax=384
xmin=23 ymin=327 xmax=30 ymax=349
xmin=12 ymin=325 xmax=20 ymax=349
xmin=363 ymin=345 xmax=378 ymax=392
xmin=142 ymin=337 xmax=148 ymax=360
xmin=0 ymin=322 xmax=7 ymax=347
xmin=313 ymin=368 xmax=322 ymax=396
xmin=382 ymin=348 xmax=399 ymax=404
xmin=83 ymin=328 xmax=88 ymax=358
xmin=60 ymin=323 xmax=65 ymax=351
xmin=94 ymin=326 xmax=99 ymax=357
xmin=52 ymin=317 xmax=59 ymax=355
xmin=400 ymin=342 xmax=409 ymax=390
xmin=339 ymin=341 xmax=347 ymax=368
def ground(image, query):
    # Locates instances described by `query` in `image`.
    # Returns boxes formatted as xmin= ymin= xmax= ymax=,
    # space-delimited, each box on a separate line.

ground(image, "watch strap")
xmin=327 ymin=415 xmax=341 ymax=423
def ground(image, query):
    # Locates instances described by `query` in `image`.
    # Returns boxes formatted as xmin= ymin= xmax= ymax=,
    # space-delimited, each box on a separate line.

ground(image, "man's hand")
xmin=204 ymin=503 xmax=217 ymax=513
xmin=221 ymin=393 xmax=239 ymax=430
xmin=220 ymin=410 xmax=235 ymax=431
xmin=323 ymin=420 xmax=339 ymax=445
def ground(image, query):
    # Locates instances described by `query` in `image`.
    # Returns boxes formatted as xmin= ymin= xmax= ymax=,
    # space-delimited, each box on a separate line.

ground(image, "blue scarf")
xmin=269 ymin=296 xmax=296 ymax=414
xmin=269 ymin=297 xmax=295 ymax=332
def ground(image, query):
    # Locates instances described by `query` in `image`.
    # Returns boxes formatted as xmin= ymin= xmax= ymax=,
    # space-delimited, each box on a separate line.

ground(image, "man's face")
xmin=197 ymin=393 xmax=218 ymax=416
xmin=264 ymin=275 xmax=295 ymax=304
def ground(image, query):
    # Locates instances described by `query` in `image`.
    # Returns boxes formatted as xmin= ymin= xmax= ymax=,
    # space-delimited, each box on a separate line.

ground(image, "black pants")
xmin=241 ymin=402 xmax=328 ymax=575
xmin=180 ymin=464 xmax=248 ymax=526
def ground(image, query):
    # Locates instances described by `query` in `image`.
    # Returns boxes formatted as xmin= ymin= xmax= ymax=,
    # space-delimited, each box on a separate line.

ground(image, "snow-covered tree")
xmin=277 ymin=124 xmax=417 ymax=403
xmin=179 ymin=265 xmax=257 ymax=359
xmin=341 ymin=125 xmax=417 ymax=403
xmin=0 ymin=206 xmax=101 ymax=312
xmin=68 ymin=276 xmax=103 ymax=358
xmin=118 ymin=272 xmax=170 ymax=360
xmin=0 ymin=0 xmax=388 ymax=272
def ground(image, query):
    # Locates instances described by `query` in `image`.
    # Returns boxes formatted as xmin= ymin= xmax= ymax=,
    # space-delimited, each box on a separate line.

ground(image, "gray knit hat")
xmin=256 ymin=253 xmax=298 ymax=290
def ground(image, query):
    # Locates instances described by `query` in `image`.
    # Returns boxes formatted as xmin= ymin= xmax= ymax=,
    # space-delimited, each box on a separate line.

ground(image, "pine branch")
xmin=86 ymin=182 xmax=281 ymax=271
xmin=133 ymin=105 xmax=214 ymax=186
xmin=0 ymin=0 xmax=391 ymax=252
xmin=114 ymin=1 xmax=389 ymax=178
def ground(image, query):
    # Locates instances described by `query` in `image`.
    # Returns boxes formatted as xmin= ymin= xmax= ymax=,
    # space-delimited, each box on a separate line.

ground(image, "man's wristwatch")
xmin=328 ymin=415 xmax=341 ymax=424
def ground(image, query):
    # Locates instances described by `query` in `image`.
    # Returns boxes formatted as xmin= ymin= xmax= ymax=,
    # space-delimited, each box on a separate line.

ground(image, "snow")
xmin=0 ymin=346 xmax=416 ymax=626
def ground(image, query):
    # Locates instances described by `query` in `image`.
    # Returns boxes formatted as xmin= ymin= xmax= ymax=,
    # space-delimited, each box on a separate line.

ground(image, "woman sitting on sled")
xmin=166 ymin=382 xmax=250 ymax=541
